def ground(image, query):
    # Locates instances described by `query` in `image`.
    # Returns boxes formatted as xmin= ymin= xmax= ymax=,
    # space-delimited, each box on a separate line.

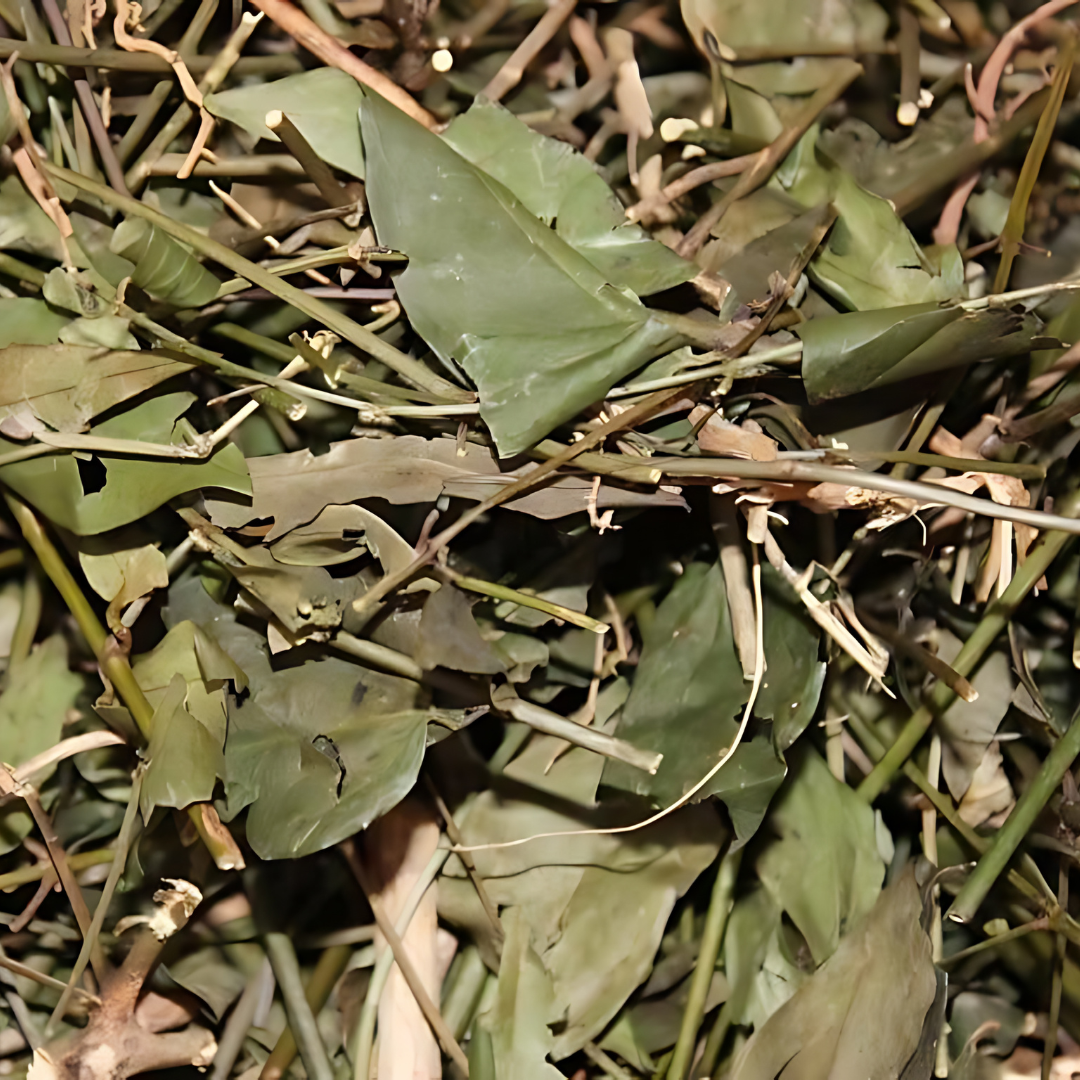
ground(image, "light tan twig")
xmin=481 ymin=0 xmax=578 ymax=102
xmin=247 ymin=0 xmax=437 ymax=128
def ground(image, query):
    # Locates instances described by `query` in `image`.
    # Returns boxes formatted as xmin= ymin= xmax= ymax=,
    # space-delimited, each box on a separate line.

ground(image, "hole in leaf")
xmin=76 ymin=455 xmax=108 ymax=495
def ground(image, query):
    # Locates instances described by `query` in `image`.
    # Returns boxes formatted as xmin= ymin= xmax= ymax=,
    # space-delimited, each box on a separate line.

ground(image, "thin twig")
xmin=424 ymin=780 xmax=504 ymax=945
xmin=39 ymin=0 xmax=130 ymax=195
xmin=260 ymin=947 xmax=349 ymax=1080
xmin=263 ymin=933 xmax=335 ymax=1080
xmin=48 ymin=768 xmax=145 ymax=1031
xmin=343 ymin=841 xmax=470 ymax=1076
xmin=858 ymin=488 xmax=1080 ymax=803
xmin=481 ymin=0 xmax=577 ymax=102
xmin=350 ymin=385 xmax=696 ymax=623
xmin=45 ymin=162 xmax=471 ymax=403
xmin=446 ymin=570 xmax=610 ymax=634
xmin=855 ymin=609 xmax=978 ymax=702
xmin=626 ymin=152 xmax=758 ymax=222
xmin=0 ymin=954 xmax=99 ymax=1005
xmin=2 ymin=774 xmax=109 ymax=982
xmin=0 ymin=34 xmax=294 ymax=71
xmin=676 ymin=63 xmax=862 ymax=257
xmin=247 ymin=0 xmax=437 ymax=129
xmin=265 ymin=110 xmax=352 ymax=207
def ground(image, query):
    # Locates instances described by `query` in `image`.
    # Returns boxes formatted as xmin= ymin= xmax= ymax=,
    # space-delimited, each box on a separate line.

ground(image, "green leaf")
xmin=798 ymin=169 xmax=961 ymax=311
xmin=415 ymin=585 xmax=507 ymax=674
xmin=798 ymin=302 xmax=1047 ymax=402
xmin=441 ymin=733 xmax=722 ymax=1048
xmin=222 ymin=656 xmax=425 ymax=858
xmin=110 ymin=217 xmax=222 ymax=308
xmin=544 ymin=823 xmax=721 ymax=1059
xmin=360 ymin=90 xmax=680 ymax=457
xmin=442 ymin=98 xmax=694 ymax=297
xmin=681 ymin=0 xmax=887 ymax=59
xmin=720 ymin=889 xmax=805 ymax=1031
xmin=0 ymin=635 xmax=81 ymax=770
xmin=78 ymin=530 xmax=168 ymax=629
xmin=0 ymin=393 xmax=251 ymax=534
xmin=936 ymin=635 xmax=1013 ymax=801
xmin=59 ymin=315 xmax=139 ymax=351
xmin=0 ymin=298 xmax=70 ymax=346
xmin=0 ymin=174 xmax=68 ymax=262
xmin=603 ymin=562 xmax=822 ymax=844
xmin=754 ymin=748 xmax=885 ymax=965
xmin=0 ymin=342 xmax=191 ymax=433
xmin=757 ymin=573 xmax=826 ymax=751
xmin=729 ymin=870 xmax=935 ymax=1080
xmin=205 ymin=68 xmax=365 ymax=178
xmin=165 ymin=946 xmax=248 ymax=1022
xmin=140 ymin=672 xmax=224 ymax=819
xmin=773 ymin=128 xmax=963 ymax=311
xmin=479 ymin=907 xmax=564 ymax=1080
xmin=268 ymin=504 xmax=371 ymax=566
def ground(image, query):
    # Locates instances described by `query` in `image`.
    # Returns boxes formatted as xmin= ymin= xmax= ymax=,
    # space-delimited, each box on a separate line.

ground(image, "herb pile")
xmin=2 ymin=0 xmax=1080 ymax=1077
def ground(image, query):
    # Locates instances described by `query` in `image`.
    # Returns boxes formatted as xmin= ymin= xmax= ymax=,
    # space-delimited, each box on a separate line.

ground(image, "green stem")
xmin=115 ymin=80 xmax=172 ymax=167
xmin=668 ymin=847 xmax=742 ymax=1080
xmin=4 ymin=495 xmax=241 ymax=868
xmin=263 ymin=933 xmax=335 ymax=1080
xmin=0 ymin=848 xmax=114 ymax=891
xmin=857 ymin=490 xmax=1080 ymax=802
xmin=0 ymin=251 xmax=46 ymax=286
xmin=583 ymin=1042 xmax=637 ymax=1080
xmin=0 ymin=38 xmax=303 ymax=75
xmin=1044 ymin=864 xmax=1068 ymax=1080
xmin=47 ymin=768 xmax=144 ymax=1032
xmin=8 ymin=565 xmax=41 ymax=672
xmin=449 ymin=572 xmax=610 ymax=634
xmin=947 ymin=711 xmax=1080 ymax=924
xmin=994 ymin=41 xmax=1074 ymax=294
xmin=260 ymin=944 xmax=352 ymax=1080
xmin=845 ymin=704 xmax=1053 ymax=908
xmin=938 ymin=917 xmax=1049 ymax=967
xmin=43 ymin=162 xmax=471 ymax=402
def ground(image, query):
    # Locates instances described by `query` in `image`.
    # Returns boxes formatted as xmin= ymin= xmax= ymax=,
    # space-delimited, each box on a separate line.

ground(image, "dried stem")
xmin=265 ymin=109 xmax=352 ymax=207
xmin=350 ymin=385 xmax=695 ymax=623
xmin=676 ymin=63 xmax=861 ymax=257
xmin=948 ymin=711 xmax=1080 ymax=924
xmin=247 ymin=0 xmax=437 ymax=128
xmin=626 ymin=152 xmax=758 ymax=223
xmin=259 ymin=946 xmax=350 ymax=1080
xmin=0 ymin=37 xmax=300 ymax=75
xmin=38 ymin=0 xmax=130 ymax=195
xmin=858 ymin=488 xmax=1080 ymax=803
xmin=343 ymin=841 xmax=470 ymax=1076
xmin=262 ymin=934 xmax=335 ymax=1080
xmin=43 ymin=162 xmax=472 ymax=402
xmin=481 ymin=0 xmax=577 ymax=102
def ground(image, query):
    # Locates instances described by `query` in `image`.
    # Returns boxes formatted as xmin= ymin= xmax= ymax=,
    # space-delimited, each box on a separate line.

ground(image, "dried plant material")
xmin=365 ymin=802 xmax=445 ymax=1080
xmin=958 ymin=741 xmax=1015 ymax=827
xmin=115 ymin=879 xmax=202 ymax=940
xmin=692 ymin=406 xmax=778 ymax=460
xmin=2 ymin=5 xmax=1080 ymax=1079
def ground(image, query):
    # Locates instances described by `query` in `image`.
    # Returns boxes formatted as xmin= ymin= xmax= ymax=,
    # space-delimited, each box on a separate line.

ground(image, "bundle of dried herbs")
xmin=2 ymin=0 xmax=1080 ymax=1077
